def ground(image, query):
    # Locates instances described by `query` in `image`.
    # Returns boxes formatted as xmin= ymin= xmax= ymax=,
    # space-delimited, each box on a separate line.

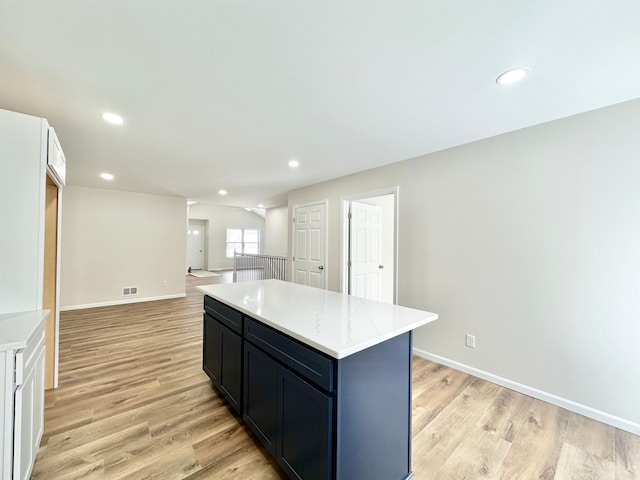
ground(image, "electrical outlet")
xmin=465 ymin=334 xmax=476 ymax=348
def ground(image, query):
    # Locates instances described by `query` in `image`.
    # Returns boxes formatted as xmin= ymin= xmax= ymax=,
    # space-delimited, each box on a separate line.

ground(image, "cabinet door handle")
xmin=318 ymin=265 xmax=324 ymax=270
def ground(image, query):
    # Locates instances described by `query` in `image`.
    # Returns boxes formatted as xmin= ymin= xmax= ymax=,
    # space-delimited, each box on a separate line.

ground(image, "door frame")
xmin=44 ymin=174 xmax=63 ymax=389
xmin=291 ymin=199 xmax=329 ymax=289
xmin=340 ymin=187 xmax=398 ymax=304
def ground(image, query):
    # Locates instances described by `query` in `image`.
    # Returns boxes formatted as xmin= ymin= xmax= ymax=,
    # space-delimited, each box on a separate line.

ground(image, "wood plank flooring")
xmin=32 ymin=274 xmax=639 ymax=479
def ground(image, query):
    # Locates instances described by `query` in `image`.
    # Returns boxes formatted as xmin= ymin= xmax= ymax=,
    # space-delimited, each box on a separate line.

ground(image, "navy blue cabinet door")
xmin=204 ymin=313 xmax=242 ymax=415
xmin=219 ymin=323 xmax=242 ymax=413
xmin=243 ymin=341 xmax=278 ymax=456
xmin=277 ymin=366 xmax=333 ymax=480
xmin=203 ymin=313 xmax=221 ymax=383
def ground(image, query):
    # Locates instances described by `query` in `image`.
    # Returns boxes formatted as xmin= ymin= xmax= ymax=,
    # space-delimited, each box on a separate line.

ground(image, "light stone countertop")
xmin=198 ymin=279 xmax=437 ymax=359
xmin=0 ymin=309 xmax=49 ymax=352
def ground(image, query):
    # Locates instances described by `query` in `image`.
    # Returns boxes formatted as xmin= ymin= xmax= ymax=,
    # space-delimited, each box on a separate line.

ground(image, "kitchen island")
xmin=198 ymin=280 xmax=437 ymax=480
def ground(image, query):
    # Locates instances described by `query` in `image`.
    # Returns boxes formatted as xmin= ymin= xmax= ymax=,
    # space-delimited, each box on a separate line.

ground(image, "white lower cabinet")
xmin=14 ymin=342 xmax=45 ymax=480
xmin=0 ymin=312 xmax=47 ymax=480
xmin=1 ymin=351 xmax=16 ymax=480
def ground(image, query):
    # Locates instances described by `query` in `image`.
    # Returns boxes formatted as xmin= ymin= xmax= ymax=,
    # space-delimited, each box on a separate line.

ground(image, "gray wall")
xmin=288 ymin=97 xmax=640 ymax=432
xmin=60 ymin=186 xmax=187 ymax=308
xmin=264 ymin=206 xmax=288 ymax=257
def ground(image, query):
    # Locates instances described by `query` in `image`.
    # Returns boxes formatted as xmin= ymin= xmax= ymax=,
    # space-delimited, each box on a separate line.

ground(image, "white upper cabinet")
xmin=47 ymin=127 xmax=66 ymax=187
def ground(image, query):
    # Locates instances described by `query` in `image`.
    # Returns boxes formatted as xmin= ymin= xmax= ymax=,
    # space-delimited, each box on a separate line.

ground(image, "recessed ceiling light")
xmin=288 ymin=160 xmax=300 ymax=168
xmin=218 ymin=189 xmax=228 ymax=196
xmin=258 ymin=204 xmax=264 ymax=208
xmin=102 ymin=112 xmax=124 ymax=125
xmin=245 ymin=208 xmax=252 ymax=212
xmin=100 ymin=172 xmax=114 ymax=180
xmin=496 ymin=67 xmax=530 ymax=85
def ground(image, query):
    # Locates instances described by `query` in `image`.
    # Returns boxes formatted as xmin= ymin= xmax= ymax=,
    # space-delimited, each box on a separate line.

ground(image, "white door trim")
xmin=340 ymin=187 xmax=399 ymax=304
xmin=291 ymin=199 xmax=329 ymax=289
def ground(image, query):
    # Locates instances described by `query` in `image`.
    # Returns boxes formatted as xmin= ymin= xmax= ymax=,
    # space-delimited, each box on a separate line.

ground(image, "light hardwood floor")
xmin=32 ymin=274 xmax=640 ymax=479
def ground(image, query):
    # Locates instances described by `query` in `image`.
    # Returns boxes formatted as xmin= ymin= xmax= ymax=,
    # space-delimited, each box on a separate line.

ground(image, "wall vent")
xmin=122 ymin=286 xmax=139 ymax=296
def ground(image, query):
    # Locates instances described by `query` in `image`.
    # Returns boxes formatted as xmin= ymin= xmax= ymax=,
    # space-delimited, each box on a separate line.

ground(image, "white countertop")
xmin=0 ymin=309 xmax=49 ymax=352
xmin=197 ymin=280 xmax=437 ymax=359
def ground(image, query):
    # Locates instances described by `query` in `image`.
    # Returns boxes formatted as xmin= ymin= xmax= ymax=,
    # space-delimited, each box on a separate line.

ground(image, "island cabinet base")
xmin=244 ymin=340 xmax=335 ymax=480
xmin=202 ymin=295 xmax=415 ymax=480
xmin=202 ymin=298 xmax=243 ymax=415
xmin=335 ymin=332 xmax=413 ymax=480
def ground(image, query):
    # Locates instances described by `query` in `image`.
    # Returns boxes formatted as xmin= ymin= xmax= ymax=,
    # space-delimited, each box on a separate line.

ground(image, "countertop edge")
xmin=197 ymin=283 xmax=438 ymax=359
xmin=0 ymin=309 xmax=50 ymax=352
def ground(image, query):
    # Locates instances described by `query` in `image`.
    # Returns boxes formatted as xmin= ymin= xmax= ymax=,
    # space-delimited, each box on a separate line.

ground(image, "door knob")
xmin=318 ymin=265 xmax=324 ymax=270
xmin=379 ymin=265 xmax=384 ymax=269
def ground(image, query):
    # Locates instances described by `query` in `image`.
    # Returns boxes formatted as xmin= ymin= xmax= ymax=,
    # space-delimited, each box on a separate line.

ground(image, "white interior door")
xmin=293 ymin=203 xmax=326 ymax=289
xmin=349 ymin=201 xmax=382 ymax=300
xmin=187 ymin=226 xmax=204 ymax=270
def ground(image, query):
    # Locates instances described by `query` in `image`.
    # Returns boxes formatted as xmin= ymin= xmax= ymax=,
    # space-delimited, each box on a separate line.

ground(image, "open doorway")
xmin=341 ymin=188 xmax=397 ymax=304
xmin=187 ymin=219 xmax=208 ymax=272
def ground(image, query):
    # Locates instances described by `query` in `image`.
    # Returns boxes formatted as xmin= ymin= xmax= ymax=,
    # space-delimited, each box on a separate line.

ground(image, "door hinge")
xmin=292 ymin=217 xmax=296 ymax=223
xmin=348 ymin=260 xmax=351 ymax=267
xmin=348 ymin=212 xmax=352 ymax=220
xmin=292 ymin=256 xmax=295 ymax=262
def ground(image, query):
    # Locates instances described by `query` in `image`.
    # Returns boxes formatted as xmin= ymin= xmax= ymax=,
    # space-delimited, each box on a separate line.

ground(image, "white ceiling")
xmin=2 ymin=1 xmax=640 ymax=208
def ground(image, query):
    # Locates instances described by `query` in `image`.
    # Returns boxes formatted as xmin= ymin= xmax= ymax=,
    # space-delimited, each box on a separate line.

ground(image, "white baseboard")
xmin=413 ymin=348 xmax=640 ymax=436
xmin=60 ymin=293 xmax=186 ymax=311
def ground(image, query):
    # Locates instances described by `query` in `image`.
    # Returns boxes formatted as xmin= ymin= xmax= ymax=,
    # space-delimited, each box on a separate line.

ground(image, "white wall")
xmin=60 ymin=186 xmax=187 ymax=308
xmin=288 ymin=97 xmax=640 ymax=433
xmin=188 ymin=203 xmax=265 ymax=270
xmin=264 ymin=206 xmax=288 ymax=257
xmin=0 ymin=109 xmax=47 ymax=314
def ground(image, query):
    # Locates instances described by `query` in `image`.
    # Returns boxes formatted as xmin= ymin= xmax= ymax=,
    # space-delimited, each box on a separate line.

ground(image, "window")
xmin=226 ymin=228 xmax=260 ymax=257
